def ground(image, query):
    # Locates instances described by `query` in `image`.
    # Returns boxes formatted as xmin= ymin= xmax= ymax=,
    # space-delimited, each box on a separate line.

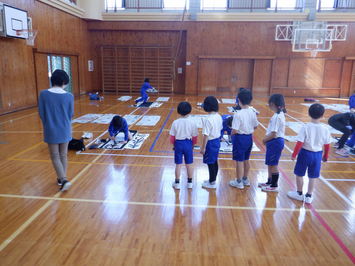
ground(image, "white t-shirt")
xmin=232 ymin=107 xmax=259 ymax=134
xmin=170 ymin=116 xmax=198 ymax=140
xmin=202 ymin=113 xmax=223 ymax=140
xmin=297 ymin=122 xmax=331 ymax=152
xmin=266 ymin=112 xmax=285 ymax=138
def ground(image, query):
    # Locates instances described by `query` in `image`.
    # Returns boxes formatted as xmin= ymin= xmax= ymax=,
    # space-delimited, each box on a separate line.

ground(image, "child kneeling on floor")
xmin=170 ymin=102 xmax=198 ymax=189
xmin=288 ymin=103 xmax=331 ymax=204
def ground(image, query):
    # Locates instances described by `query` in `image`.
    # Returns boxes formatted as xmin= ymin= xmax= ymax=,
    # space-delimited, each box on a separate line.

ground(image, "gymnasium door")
xmin=198 ymin=59 xmax=253 ymax=95
xmin=34 ymin=52 xmax=80 ymax=97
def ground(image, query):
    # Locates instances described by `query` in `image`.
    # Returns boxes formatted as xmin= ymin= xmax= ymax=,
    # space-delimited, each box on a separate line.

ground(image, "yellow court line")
xmin=7 ymin=157 xmax=355 ymax=173
xmin=0 ymin=194 xmax=352 ymax=214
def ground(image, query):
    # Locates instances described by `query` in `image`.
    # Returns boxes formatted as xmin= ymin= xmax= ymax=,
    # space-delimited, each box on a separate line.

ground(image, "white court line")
xmin=325 ymin=179 xmax=355 ymax=182
xmin=319 ymin=177 xmax=355 ymax=208
xmin=77 ymin=151 xmax=355 ymax=163
xmin=0 ymin=194 xmax=352 ymax=214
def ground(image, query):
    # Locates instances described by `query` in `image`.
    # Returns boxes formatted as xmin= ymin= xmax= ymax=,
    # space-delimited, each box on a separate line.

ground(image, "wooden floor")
xmin=0 ymin=95 xmax=354 ymax=265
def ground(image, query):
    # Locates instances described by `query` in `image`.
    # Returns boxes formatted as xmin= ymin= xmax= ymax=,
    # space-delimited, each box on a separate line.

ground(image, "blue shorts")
xmin=265 ymin=137 xmax=284 ymax=166
xmin=232 ymin=134 xmax=253 ymax=162
xmin=294 ymin=148 xmax=323 ymax=178
xmin=174 ymin=139 xmax=193 ymax=164
xmin=203 ymin=138 xmax=220 ymax=164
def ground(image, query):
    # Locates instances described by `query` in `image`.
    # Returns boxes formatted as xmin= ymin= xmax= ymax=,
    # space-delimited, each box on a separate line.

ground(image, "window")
xmin=163 ymin=0 xmax=189 ymax=10
xmin=47 ymin=55 xmax=73 ymax=93
xmin=269 ymin=0 xmax=303 ymax=10
xmin=201 ymin=0 xmax=228 ymax=10
xmin=105 ymin=0 xmax=124 ymax=11
xmin=318 ymin=0 xmax=355 ymax=10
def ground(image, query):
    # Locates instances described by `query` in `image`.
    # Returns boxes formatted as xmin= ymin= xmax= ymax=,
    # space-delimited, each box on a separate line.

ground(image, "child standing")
xmin=135 ymin=78 xmax=153 ymax=105
xmin=288 ymin=103 xmax=331 ymax=204
xmin=170 ymin=102 xmax=198 ymax=189
xmin=108 ymin=115 xmax=132 ymax=144
xmin=201 ymin=96 xmax=223 ymax=189
xmin=259 ymin=94 xmax=286 ymax=192
xmin=229 ymin=89 xmax=258 ymax=189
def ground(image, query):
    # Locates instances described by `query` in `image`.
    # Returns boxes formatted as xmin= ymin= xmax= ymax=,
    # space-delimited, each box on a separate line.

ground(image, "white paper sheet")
xmin=221 ymin=98 xmax=235 ymax=104
xmin=117 ymin=96 xmax=132 ymax=101
xmin=136 ymin=115 xmax=161 ymax=126
xmin=150 ymin=102 xmax=163 ymax=108
xmin=72 ymin=114 xmax=103 ymax=124
xmin=123 ymin=115 xmax=141 ymax=125
xmin=125 ymin=133 xmax=150 ymax=149
xmin=286 ymin=121 xmax=342 ymax=135
xmin=91 ymin=114 xmax=117 ymax=124
xmin=219 ymin=141 xmax=260 ymax=153
xmin=156 ymin=97 xmax=170 ymax=102
xmin=301 ymin=103 xmax=349 ymax=113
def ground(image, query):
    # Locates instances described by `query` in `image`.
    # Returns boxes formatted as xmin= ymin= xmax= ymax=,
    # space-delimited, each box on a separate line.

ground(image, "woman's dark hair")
xmin=177 ymin=102 xmax=192 ymax=116
xmin=269 ymin=94 xmax=287 ymax=113
xmin=237 ymin=89 xmax=253 ymax=105
xmin=112 ymin=115 xmax=123 ymax=129
xmin=203 ymin=96 xmax=219 ymax=112
xmin=144 ymin=78 xmax=150 ymax=83
xmin=309 ymin=103 xmax=325 ymax=119
xmin=51 ymin=69 xmax=69 ymax=87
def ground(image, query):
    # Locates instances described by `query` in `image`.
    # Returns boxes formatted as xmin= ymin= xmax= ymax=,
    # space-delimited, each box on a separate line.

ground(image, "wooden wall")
xmin=88 ymin=21 xmax=355 ymax=98
xmin=0 ymin=0 xmax=93 ymax=115
xmin=89 ymin=29 xmax=186 ymax=94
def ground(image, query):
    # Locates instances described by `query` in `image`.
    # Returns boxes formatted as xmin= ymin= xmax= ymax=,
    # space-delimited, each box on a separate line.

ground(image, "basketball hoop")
xmin=16 ymin=29 xmax=38 ymax=46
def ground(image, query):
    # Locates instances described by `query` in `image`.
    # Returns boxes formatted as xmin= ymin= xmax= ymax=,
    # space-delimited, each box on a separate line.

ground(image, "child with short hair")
xmin=229 ymin=89 xmax=258 ymax=189
xmin=288 ymin=103 xmax=331 ymax=204
xmin=200 ymin=96 xmax=223 ymax=189
xmin=170 ymin=102 xmax=198 ymax=189
xmin=135 ymin=78 xmax=153 ymax=105
xmin=108 ymin=115 xmax=132 ymax=144
xmin=259 ymin=94 xmax=286 ymax=192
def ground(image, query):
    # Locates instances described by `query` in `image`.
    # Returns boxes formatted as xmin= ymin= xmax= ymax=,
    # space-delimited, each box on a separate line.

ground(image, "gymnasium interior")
xmin=0 ymin=0 xmax=354 ymax=265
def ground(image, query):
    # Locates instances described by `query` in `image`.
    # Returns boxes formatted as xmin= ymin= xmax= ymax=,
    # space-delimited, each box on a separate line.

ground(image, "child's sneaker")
xmin=60 ymin=180 xmax=71 ymax=192
xmin=172 ymin=182 xmax=181 ymax=190
xmin=229 ymin=179 xmax=244 ymax=189
xmin=242 ymin=177 xmax=250 ymax=186
xmin=287 ymin=191 xmax=304 ymax=202
xmin=262 ymin=186 xmax=279 ymax=192
xmin=57 ymin=178 xmax=63 ymax=186
xmin=258 ymin=182 xmax=271 ymax=188
xmin=304 ymin=195 xmax=313 ymax=204
xmin=187 ymin=182 xmax=193 ymax=189
xmin=202 ymin=180 xmax=217 ymax=189
xmin=335 ymin=148 xmax=349 ymax=157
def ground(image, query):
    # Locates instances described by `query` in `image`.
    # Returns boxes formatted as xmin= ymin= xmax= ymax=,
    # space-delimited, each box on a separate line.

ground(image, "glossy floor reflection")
xmin=0 ymin=95 xmax=354 ymax=265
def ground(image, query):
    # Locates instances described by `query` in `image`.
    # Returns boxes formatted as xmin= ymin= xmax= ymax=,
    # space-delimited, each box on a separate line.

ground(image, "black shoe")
xmin=350 ymin=148 xmax=355 ymax=155
xmin=60 ymin=180 xmax=71 ymax=191
xmin=57 ymin=178 xmax=63 ymax=186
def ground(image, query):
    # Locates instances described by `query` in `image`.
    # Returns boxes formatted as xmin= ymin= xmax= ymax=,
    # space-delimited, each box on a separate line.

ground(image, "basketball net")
xmin=16 ymin=29 xmax=38 ymax=46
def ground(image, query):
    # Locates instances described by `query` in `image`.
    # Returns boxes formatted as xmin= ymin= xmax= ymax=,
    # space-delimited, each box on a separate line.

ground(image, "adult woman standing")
xmin=39 ymin=69 xmax=74 ymax=191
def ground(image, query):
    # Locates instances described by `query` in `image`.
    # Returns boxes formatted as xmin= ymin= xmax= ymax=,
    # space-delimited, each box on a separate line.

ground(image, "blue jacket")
xmin=108 ymin=118 xmax=129 ymax=141
xmin=349 ymin=94 xmax=355 ymax=109
xmin=38 ymin=90 xmax=74 ymax=144
xmin=140 ymin=82 xmax=152 ymax=96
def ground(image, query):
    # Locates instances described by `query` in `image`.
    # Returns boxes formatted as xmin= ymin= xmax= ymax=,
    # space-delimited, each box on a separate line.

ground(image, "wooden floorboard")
xmin=0 ymin=95 xmax=354 ymax=265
